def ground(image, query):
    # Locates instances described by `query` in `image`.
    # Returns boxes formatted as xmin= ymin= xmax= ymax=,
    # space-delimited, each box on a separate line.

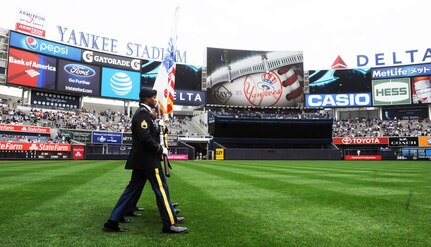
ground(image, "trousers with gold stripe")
xmin=109 ymin=167 xmax=177 ymax=228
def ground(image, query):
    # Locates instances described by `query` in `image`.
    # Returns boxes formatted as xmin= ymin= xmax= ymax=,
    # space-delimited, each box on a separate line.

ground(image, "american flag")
xmin=153 ymin=6 xmax=179 ymax=116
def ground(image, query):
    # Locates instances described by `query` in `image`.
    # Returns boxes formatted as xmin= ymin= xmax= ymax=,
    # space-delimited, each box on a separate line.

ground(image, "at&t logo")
xmin=110 ymin=72 xmax=132 ymax=96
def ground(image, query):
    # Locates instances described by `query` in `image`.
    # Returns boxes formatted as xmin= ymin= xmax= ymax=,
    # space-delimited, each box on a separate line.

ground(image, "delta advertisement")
xmin=57 ymin=59 xmax=101 ymax=96
xmin=7 ymin=47 xmax=56 ymax=89
xmin=306 ymin=68 xmax=372 ymax=108
xmin=9 ymin=31 xmax=81 ymax=61
xmin=101 ymin=67 xmax=140 ymax=101
xmin=206 ymin=47 xmax=304 ymax=107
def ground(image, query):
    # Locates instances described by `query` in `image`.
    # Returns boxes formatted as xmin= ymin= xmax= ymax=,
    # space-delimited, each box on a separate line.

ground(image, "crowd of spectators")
xmin=3 ymin=97 xmax=431 ymax=140
xmin=332 ymin=118 xmax=431 ymax=137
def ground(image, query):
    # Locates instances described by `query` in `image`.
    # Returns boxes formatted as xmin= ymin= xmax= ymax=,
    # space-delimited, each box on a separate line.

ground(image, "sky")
xmin=1 ymin=0 xmax=431 ymax=70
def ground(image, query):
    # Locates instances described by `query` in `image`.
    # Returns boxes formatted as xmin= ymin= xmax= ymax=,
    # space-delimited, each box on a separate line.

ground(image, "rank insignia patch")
xmin=141 ymin=120 xmax=148 ymax=129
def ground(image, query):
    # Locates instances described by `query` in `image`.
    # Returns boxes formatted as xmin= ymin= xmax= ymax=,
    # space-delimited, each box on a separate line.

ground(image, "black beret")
xmin=139 ymin=87 xmax=157 ymax=99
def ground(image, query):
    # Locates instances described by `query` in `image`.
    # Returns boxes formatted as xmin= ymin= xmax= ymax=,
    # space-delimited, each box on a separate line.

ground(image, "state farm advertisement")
xmin=0 ymin=123 xmax=50 ymax=133
xmin=0 ymin=142 xmax=71 ymax=151
xmin=72 ymin=145 xmax=85 ymax=159
xmin=333 ymin=137 xmax=389 ymax=145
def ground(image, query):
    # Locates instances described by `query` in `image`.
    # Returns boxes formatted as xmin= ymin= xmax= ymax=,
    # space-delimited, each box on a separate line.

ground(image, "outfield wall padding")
xmin=224 ymin=148 xmax=341 ymax=160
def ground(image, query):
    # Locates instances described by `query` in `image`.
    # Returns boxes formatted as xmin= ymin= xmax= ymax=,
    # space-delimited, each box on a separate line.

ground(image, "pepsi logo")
xmin=110 ymin=72 xmax=133 ymax=96
xmin=64 ymin=64 xmax=96 ymax=77
xmin=25 ymin=36 xmax=38 ymax=50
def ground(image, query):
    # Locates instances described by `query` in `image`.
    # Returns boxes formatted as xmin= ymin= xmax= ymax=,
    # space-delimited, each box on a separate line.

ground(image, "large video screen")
xmin=101 ymin=67 xmax=140 ymax=100
xmin=7 ymin=48 xmax=56 ymax=89
xmin=57 ymin=59 xmax=101 ymax=96
xmin=206 ymin=47 xmax=304 ymax=107
xmin=306 ymin=68 xmax=372 ymax=108
xmin=141 ymin=61 xmax=202 ymax=90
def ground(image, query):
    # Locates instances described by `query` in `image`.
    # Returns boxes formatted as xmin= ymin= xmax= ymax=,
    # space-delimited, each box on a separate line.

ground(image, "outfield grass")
xmin=0 ymin=160 xmax=430 ymax=247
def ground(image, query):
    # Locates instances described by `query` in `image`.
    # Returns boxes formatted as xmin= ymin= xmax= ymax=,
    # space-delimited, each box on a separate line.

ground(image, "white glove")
xmin=158 ymin=119 xmax=165 ymax=127
xmin=162 ymin=146 xmax=169 ymax=156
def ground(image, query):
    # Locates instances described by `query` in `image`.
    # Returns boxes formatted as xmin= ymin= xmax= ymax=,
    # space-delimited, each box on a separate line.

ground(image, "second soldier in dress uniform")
xmin=103 ymin=87 xmax=188 ymax=234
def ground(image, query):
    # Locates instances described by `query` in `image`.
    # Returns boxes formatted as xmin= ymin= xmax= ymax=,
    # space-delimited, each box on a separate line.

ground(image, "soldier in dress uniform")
xmin=103 ymin=88 xmax=188 ymax=234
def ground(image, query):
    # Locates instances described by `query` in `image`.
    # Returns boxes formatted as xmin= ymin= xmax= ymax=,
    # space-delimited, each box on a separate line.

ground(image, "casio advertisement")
xmin=101 ymin=67 xmax=140 ymax=100
xmin=7 ymin=48 xmax=56 ymax=89
xmin=9 ymin=31 xmax=81 ymax=61
xmin=57 ymin=59 xmax=101 ymax=96
xmin=305 ymin=93 xmax=371 ymax=108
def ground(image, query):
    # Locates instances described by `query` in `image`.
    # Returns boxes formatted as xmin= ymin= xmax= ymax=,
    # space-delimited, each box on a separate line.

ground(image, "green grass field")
xmin=0 ymin=160 xmax=430 ymax=247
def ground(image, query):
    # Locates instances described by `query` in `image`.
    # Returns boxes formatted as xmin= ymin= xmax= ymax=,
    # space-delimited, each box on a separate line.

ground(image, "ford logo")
xmin=64 ymin=64 xmax=96 ymax=77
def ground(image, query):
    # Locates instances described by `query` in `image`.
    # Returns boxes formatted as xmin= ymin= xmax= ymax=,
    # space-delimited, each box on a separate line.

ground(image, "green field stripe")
xmin=0 ymin=160 xmax=120 ymax=225
xmin=193 ymin=161 xmax=429 ymax=194
xmin=172 ymin=163 xmax=431 ymax=246
xmin=0 ymin=161 xmax=97 ymax=180
xmin=179 ymin=162 xmax=430 ymax=228
xmin=0 ymin=161 xmax=117 ymax=192
xmin=161 ymin=167 xmax=335 ymax=246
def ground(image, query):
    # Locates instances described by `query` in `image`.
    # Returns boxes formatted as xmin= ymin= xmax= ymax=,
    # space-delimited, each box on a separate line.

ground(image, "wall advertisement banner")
xmin=372 ymin=78 xmax=411 ymax=106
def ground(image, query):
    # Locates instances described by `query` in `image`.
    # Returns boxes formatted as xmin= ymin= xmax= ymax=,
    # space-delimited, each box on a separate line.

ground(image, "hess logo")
xmin=25 ymin=36 xmax=38 ymax=50
xmin=374 ymin=81 xmax=409 ymax=102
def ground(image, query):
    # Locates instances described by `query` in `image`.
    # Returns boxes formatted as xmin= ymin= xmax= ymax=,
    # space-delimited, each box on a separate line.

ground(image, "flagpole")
xmin=153 ymin=5 xmax=180 ymax=177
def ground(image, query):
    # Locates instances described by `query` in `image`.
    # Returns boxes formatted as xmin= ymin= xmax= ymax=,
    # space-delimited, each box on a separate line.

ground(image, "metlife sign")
xmin=371 ymin=63 xmax=431 ymax=79
xmin=9 ymin=31 xmax=81 ymax=61
xmin=372 ymin=78 xmax=411 ymax=106
xmin=305 ymin=93 xmax=371 ymax=108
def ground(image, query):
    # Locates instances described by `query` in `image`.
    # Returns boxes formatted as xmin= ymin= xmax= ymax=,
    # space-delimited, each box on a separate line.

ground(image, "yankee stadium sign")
xmin=56 ymin=25 xmax=188 ymax=63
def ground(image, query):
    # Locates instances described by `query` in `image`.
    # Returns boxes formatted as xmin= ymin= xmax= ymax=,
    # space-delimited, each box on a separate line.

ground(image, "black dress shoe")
xmin=119 ymin=217 xmax=133 ymax=223
xmin=174 ymin=208 xmax=181 ymax=215
xmin=136 ymin=207 xmax=145 ymax=211
xmin=172 ymin=202 xmax=179 ymax=208
xmin=162 ymin=225 xmax=188 ymax=234
xmin=126 ymin=211 xmax=142 ymax=217
xmin=103 ymin=222 xmax=128 ymax=232
xmin=176 ymin=217 xmax=185 ymax=224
